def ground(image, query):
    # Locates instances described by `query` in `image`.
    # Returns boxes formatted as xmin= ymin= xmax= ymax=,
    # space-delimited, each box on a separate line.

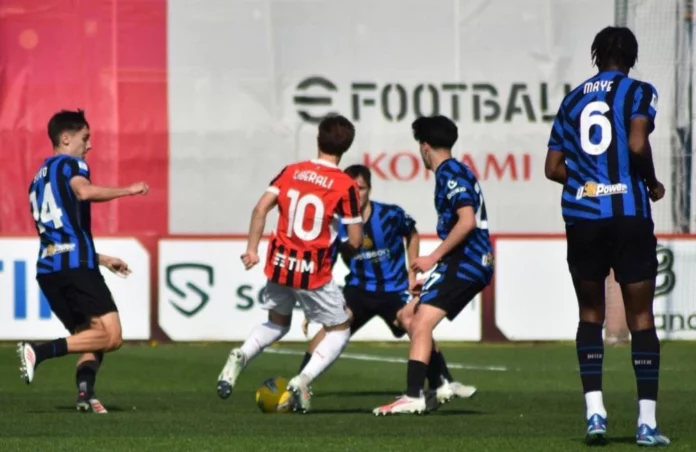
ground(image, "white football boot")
xmin=435 ymin=380 xmax=477 ymax=404
xmin=17 ymin=342 xmax=37 ymax=384
xmin=287 ymin=375 xmax=312 ymax=413
xmin=373 ymin=394 xmax=427 ymax=416
xmin=216 ymin=348 xmax=246 ymax=399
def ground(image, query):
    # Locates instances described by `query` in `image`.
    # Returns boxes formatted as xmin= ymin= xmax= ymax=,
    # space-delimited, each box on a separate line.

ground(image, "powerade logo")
xmin=0 ymin=260 xmax=51 ymax=320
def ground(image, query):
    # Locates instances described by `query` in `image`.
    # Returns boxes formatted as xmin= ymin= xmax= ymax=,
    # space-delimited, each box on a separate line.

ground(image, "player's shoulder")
xmin=436 ymin=158 xmax=475 ymax=183
xmin=372 ymin=200 xmax=406 ymax=216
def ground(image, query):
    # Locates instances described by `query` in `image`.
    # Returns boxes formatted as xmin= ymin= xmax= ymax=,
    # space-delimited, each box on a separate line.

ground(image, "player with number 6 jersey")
xmin=216 ymin=114 xmax=363 ymax=413
xmin=18 ymin=109 xmax=149 ymax=414
xmin=545 ymin=27 xmax=669 ymax=446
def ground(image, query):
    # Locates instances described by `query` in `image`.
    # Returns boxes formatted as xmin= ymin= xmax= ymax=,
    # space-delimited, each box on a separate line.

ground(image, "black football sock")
xmin=576 ymin=321 xmax=604 ymax=393
xmin=76 ymin=361 xmax=99 ymax=396
xmin=406 ymin=360 xmax=428 ymax=398
xmin=436 ymin=350 xmax=454 ymax=383
xmin=631 ymin=328 xmax=660 ymax=401
xmin=298 ymin=352 xmax=312 ymax=373
xmin=426 ymin=350 xmax=441 ymax=389
xmin=33 ymin=338 xmax=68 ymax=367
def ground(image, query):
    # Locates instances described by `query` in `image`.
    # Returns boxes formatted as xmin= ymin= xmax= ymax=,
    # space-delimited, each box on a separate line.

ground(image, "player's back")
xmin=28 ymin=154 xmax=96 ymax=274
xmin=265 ymin=159 xmax=360 ymax=290
xmin=550 ymin=70 xmax=657 ymax=224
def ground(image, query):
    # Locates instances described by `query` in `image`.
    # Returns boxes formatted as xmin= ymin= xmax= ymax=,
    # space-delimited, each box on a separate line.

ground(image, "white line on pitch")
xmin=264 ymin=348 xmax=509 ymax=372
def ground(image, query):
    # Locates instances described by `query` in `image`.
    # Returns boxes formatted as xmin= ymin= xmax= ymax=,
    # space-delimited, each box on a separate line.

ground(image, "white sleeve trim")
xmin=266 ymin=186 xmax=280 ymax=195
xmin=341 ymin=216 xmax=363 ymax=225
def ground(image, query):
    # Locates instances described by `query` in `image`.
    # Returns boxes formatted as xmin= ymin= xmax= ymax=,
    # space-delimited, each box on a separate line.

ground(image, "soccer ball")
xmin=255 ymin=377 xmax=293 ymax=413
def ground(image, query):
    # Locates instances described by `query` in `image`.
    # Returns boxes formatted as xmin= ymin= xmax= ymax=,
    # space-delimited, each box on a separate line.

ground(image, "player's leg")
xmin=612 ymin=218 xmax=670 ymax=446
xmin=71 ymin=317 xmax=108 ymax=414
xmin=19 ymin=271 xmax=121 ymax=384
xmin=566 ymin=221 xmax=611 ymax=443
xmin=287 ymin=280 xmax=351 ymax=413
xmin=217 ymin=281 xmax=292 ymax=399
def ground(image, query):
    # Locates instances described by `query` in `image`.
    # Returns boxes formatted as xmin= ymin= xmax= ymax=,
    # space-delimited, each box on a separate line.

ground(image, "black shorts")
xmin=344 ymin=286 xmax=409 ymax=338
xmin=566 ymin=216 xmax=658 ymax=284
xmin=418 ymin=260 xmax=487 ymax=321
xmin=37 ymin=268 xmax=118 ymax=334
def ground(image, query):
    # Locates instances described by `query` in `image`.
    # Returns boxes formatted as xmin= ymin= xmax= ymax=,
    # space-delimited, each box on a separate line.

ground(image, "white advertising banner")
xmin=166 ymin=0 xmax=651 ymax=235
xmin=0 ymin=238 xmax=151 ymax=340
xmin=158 ymin=238 xmax=480 ymax=342
xmin=495 ymin=238 xmax=696 ymax=340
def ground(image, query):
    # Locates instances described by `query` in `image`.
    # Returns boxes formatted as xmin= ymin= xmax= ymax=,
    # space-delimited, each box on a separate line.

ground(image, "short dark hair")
xmin=317 ymin=114 xmax=355 ymax=156
xmin=47 ymin=109 xmax=89 ymax=147
xmin=591 ymin=26 xmax=638 ymax=71
xmin=344 ymin=164 xmax=371 ymax=188
xmin=411 ymin=115 xmax=458 ymax=150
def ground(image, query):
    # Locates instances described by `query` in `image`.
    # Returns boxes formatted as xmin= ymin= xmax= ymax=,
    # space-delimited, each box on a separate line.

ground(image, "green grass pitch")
xmin=1 ymin=342 xmax=694 ymax=451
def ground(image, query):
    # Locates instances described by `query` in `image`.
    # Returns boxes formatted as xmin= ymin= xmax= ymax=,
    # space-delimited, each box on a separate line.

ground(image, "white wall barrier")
xmin=495 ymin=238 xmax=696 ymax=341
xmin=0 ymin=238 xmax=151 ymax=340
xmin=158 ymin=239 xmax=481 ymax=342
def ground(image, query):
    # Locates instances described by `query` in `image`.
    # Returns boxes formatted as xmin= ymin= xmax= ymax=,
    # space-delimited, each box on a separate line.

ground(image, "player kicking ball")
xmin=373 ymin=115 xmax=493 ymax=416
xmin=18 ymin=109 xmax=149 ymax=413
xmin=545 ymin=26 xmax=669 ymax=446
xmin=298 ymin=164 xmax=476 ymax=406
xmin=216 ymin=114 xmax=363 ymax=413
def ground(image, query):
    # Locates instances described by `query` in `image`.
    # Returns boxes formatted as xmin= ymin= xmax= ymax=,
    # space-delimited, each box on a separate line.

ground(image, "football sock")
xmin=576 ymin=321 xmax=606 ymax=419
xmin=33 ymin=338 xmax=68 ymax=367
xmin=76 ymin=360 xmax=99 ymax=396
xmin=436 ymin=349 xmax=454 ymax=382
xmin=632 ymin=327 xmax=660 ymax=428
xmin=298 ymin=352 xmax=312 ymax=373
xmin=300 ymin=328 xmax=350 ymax=383
xmin=406 ymin=360 xmax=428 ymax=398
xmin=239 ymin=322 xmax=289 ymax=363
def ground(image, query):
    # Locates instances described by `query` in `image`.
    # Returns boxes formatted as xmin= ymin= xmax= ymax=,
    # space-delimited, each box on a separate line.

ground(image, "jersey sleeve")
xmin=335 ymin=181 xmax=361 ymax=225
xmin=266 ymin=166 xmax=288 ymax=195
xmin=547 ymin=105 xmax=565 ymax=151
xmin=62 ymin=158 xmax=90 ymax=181
xmin=394 ymin=206 xmax=416 ymax=236
xmin=443 ymin=173 xmax=476 ymax=212
xmin=632 ymin=82 xmax=658 ymax=133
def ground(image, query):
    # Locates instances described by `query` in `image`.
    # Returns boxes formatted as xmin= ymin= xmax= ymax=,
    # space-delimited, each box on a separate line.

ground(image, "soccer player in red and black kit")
xmin=545 ymin=27 xmax=669 ymax=446
xmin=19 ymin=109 xmax=149 ymax=413
xmin=216 ymin=114 xmax=363 ymax=413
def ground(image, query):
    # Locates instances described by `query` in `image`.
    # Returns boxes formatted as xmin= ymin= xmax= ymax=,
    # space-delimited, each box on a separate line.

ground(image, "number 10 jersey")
xmin=264 ymin=159 xmax=361 ymax=290
xmin=547 ymin=70 xmax=658 ymax=225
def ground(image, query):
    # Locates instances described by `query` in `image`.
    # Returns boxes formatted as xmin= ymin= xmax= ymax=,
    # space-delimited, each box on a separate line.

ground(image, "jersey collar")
xmin=311 ymin=159 xmax=338 ymax=168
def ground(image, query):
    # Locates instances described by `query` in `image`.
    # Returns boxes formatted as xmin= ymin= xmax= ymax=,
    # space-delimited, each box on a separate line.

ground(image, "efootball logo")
xmin=576 ymin=182 xmax=627 ymax=199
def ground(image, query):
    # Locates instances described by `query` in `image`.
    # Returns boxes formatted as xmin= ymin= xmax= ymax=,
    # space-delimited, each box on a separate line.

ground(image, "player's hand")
xmin=101 ymin=256 xmax=132 ymax=278
xmin=408 ymin=275 xmax=424 ymax=295
xmin=128 ymin=182 xmax=149 ymax=196
xmin=410 ymin=255 xmax=437 ymax=274
xmin=648 ymin=181 xmax=665 ymax=202
xmin=241 ymin=250 xmax=260 ymax=270
xmin=301 ymin=318 xmax=309 ymax=338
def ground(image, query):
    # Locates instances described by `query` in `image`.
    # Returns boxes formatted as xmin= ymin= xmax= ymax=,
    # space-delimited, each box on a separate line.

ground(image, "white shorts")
xmin=261 ymin=280 xmax=349 ymax=327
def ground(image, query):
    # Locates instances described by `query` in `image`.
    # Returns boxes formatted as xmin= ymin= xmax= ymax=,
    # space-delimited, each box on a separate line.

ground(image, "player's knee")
xmin=625 ymin=310 xmax=655 ymax=332
xmin=105 ymin=333 xmax=122 ymax=351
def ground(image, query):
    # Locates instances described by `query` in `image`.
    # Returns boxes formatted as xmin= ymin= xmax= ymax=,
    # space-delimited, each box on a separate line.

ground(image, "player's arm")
xmin=336 ymin=183 xmax=363 ymax=252
xmin=397 ymin=208 xmax=420 ymax=289
xmin=70 ymin=177 xmax=148 ymax=202
xmin=629 ymin=83 xmax=663 ymax=201
xmin=545 ymin=106 xmax=567 ymax=185
xmin=97 ymin=254 xmax=131 ymax=277
xmin=242 ymin=191 xmax=278 ymax=269
xmin=427 ymin=206 xmax=475 ymax=263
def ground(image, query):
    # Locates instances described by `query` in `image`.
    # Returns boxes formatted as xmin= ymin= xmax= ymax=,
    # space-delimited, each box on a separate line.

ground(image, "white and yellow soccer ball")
xmin=255 ymin=377 xmax=293 ymax=413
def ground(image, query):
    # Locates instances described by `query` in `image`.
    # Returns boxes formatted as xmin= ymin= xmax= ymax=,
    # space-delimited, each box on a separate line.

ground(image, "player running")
xmin=544 ymin=27 xmax=670 ymax=446
xmin=216 ymin=114 xmax=363 ymax=413
xmin=18 ymin=109 xmax=149 ymax=413
xmin=298 ymin=164 xmax=476 ymax=405
xmin=373 ymin=115 xmax=493 ymax=416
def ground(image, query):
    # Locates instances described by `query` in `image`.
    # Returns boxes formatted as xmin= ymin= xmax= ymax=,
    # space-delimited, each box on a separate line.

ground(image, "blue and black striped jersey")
xmin=548 ymin=70 xmax=658 ymax=224
xmin=434 ymin=158 xmax=493 ymax=284
xmin=337 ymin=201 xmax=416 ymax=292
xmin=28 ymin=154 xmax=97 ymax=274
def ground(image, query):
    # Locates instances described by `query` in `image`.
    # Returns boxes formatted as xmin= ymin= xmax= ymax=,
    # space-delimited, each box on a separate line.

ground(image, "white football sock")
xmin=239 ymin=322 xmax=289 ymax=363
xmin=585 ymin=391 xmax=607 ymax=420
xmin=638 ymin=399 xmax=657 ymax=428
xmin=299 ymin=328 xmax=350 ymax=383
